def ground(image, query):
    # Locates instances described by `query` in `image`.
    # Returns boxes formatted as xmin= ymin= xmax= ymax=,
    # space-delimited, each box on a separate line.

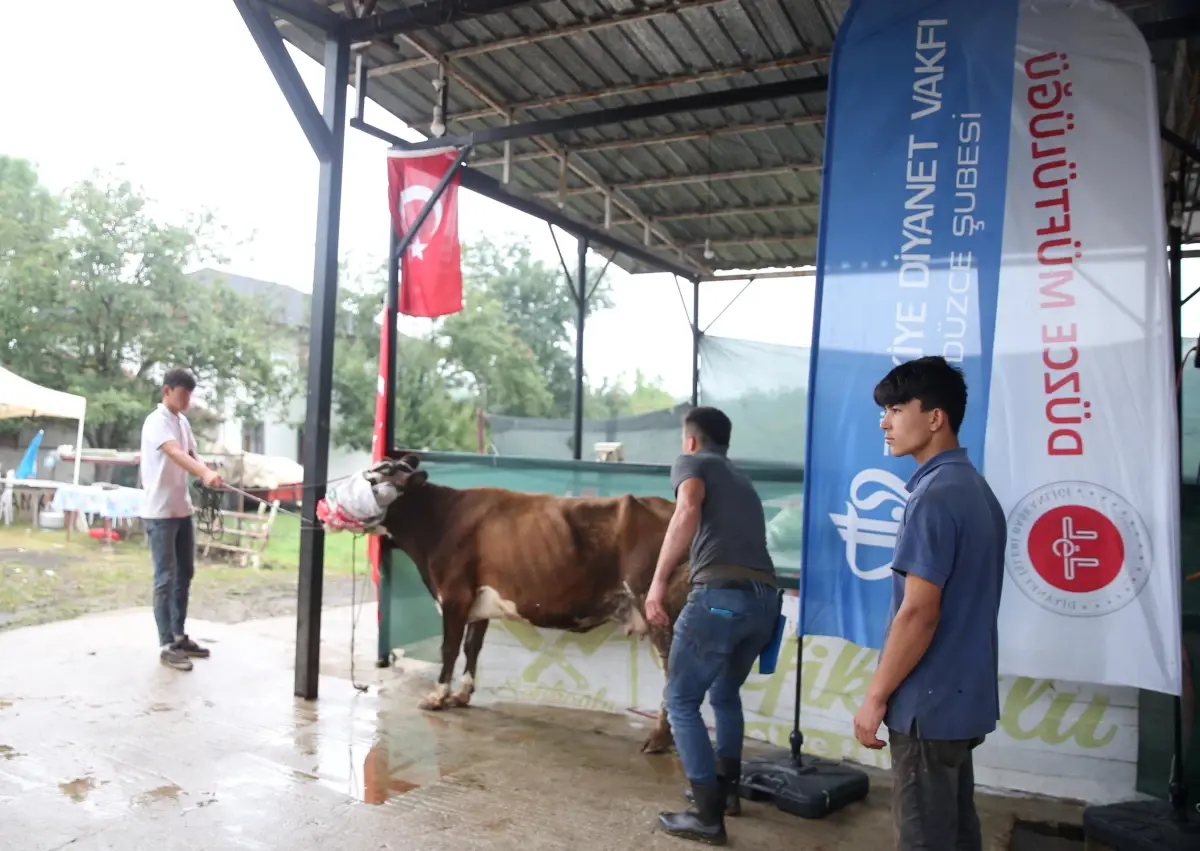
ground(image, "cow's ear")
xmin=408 ymin=470 xmax=428 ymax=487
xmin=401 ymin=453 xmax=421 ymax=469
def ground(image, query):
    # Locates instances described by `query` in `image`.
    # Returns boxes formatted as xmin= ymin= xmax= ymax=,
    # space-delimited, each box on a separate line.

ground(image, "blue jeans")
xmin=665 ymin=582 xmax=781 ymax=786
xmin=145 ymin=516 xmax=196 ymax=647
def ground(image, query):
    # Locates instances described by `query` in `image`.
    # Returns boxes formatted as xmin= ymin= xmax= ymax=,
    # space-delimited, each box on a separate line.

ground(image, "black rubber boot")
xmin=659 ymin=781 xmax=728 ymax=845
xmin=684 ymin=757 xmax=742 ymax=816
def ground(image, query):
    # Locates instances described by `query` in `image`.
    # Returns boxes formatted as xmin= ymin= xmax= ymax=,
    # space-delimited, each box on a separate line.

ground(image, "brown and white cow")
xmin=363 ymin=454 xmax=691 ymax=753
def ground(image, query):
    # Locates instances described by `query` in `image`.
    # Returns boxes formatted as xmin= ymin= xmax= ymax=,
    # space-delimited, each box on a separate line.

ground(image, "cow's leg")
xmin=642 ymin=625 xmax=676 ymax=754
xmin=420 ymin=605 xmax=467 ymax=711
xmin=446 ymin=620 xmax=489 ymax=708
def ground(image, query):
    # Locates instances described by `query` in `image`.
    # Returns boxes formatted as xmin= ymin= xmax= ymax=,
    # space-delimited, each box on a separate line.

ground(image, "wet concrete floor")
xmin=0 ymin=606 xmax=1084 ymax=850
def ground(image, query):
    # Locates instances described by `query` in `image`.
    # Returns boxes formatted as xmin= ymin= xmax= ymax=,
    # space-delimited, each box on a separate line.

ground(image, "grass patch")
xmin=260 ymin=513 xmax=370 ymax=576
xmin=0 ymin=516 xmax=372 ymax=632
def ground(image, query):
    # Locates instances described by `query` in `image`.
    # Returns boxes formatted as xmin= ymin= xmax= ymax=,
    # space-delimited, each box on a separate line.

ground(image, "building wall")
xmin=0 ymin=422 xmax=98 ymax=485
xmin=216 ymin=382 xmax=373 ymax=487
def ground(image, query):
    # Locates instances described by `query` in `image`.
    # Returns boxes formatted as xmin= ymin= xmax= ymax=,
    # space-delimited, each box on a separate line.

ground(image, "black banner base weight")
xmin=738 ymin=750 xmax=870 ymax=819
xmin=1083 ymin=800 xmax=1200 ymax=850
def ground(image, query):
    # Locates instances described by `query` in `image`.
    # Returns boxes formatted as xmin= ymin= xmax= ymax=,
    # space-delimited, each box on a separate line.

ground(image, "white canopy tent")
xmin=0 ymin=366 xmax=86 ymax=485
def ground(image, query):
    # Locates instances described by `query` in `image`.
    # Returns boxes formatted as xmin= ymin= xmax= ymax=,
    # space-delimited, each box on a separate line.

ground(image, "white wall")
xmin=218 ymin=379 xmax=373 ymax=485
xmin=0 ymin=422 xmax=98 ymax=485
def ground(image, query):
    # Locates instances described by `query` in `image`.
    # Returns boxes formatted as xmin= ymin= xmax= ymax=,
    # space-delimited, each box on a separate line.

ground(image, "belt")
xmin=694 ymin=578 xmax=777 ymax=591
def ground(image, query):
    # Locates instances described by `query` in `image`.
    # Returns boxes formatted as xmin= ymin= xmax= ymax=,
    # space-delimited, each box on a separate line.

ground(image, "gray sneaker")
xmin=160 ymin=647 xmax=193 ymax=671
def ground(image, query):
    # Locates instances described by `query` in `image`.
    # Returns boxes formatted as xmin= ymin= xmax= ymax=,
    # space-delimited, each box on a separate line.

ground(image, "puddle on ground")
xmin=59 ymin=775 xmax=99 ymax=802
xmin=135 ymin=784 xmax=182 ymax=806
xmin=0 ymin=745 xmax=22 ymax=760
xmin=286 ymin=707 xmax=478 ymax=805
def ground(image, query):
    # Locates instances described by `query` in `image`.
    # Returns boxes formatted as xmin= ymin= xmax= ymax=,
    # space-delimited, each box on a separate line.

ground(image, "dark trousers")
xmin=889 ymin=728 xmax=984 ymax=851
xmin=145 ymin=516 xmax=196 ymax=647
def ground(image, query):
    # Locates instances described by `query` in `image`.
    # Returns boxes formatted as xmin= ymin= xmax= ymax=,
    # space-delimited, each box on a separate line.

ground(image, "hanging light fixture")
xmin=702 ymin=134 xmax=716 ymax=261
xmin=429 ymin=63 xmax=447 ymax=137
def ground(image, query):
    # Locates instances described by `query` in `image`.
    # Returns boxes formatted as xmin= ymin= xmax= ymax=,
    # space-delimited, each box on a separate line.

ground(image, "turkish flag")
xmin=387 ymin=148 xmax=464 ymax=318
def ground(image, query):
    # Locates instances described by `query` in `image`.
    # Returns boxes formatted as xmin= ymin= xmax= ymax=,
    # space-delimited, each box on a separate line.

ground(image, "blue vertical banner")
xmin=799 ymin=0 xmax=1018 ymax=648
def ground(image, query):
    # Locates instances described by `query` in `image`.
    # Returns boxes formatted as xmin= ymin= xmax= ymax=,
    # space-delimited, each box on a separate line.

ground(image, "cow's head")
xmin=364 ymin=453 xmax=428 ymax=505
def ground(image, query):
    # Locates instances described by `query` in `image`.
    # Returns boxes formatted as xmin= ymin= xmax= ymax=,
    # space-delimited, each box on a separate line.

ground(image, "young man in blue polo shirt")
xmin=852 ymin=356 xmax=1006 ymax=851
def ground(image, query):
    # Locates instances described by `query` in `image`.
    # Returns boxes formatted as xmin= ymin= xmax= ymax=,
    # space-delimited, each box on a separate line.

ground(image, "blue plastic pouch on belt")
xmin=758 ymin=608 xmax=787 ymax=676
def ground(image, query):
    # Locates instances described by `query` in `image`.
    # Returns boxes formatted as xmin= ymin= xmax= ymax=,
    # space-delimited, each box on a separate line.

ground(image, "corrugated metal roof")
xmin=272 ymin=0 xmax=1200 ymax=277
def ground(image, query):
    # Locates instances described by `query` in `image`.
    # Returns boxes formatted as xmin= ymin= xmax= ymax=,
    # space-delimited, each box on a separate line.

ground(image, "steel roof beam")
xmin=604 ymin=200 xmax=819 ymax=225
xmin=1163 ymin=126 xmax=1200 ymax=166
xmin=458 ymin=170 xmax=699 ymax=278
xmin=347 ymin=117 xmax=698 ymax=278
xmin=388 ymin=31 xmax=705 ymax=271
xmin=1139 ymin=14 xmax=1200 ymax=41
xmin=451 ymin=54 xmax=827 ymax=124
xmin=684 ymin=232 xmax=816 ymax=249
xmin=469 ymin=113 xmax=825 ymax=164
xmin=342 ymin=0 xmax=551 ymax=41
xmin=700 ymin=268 xmax=815 ymax=282
xmin=260 ymin=0 xmax=345 ymax=31
xmin=367 ymin=0 xmax=732 ymax=77
xmin=235 ymin=0 xmax=334 ymax=161
xmin=536 ymin=161 xmax=821 ymax=197
xmin=404 ymin=75 xmax=829 ymax=151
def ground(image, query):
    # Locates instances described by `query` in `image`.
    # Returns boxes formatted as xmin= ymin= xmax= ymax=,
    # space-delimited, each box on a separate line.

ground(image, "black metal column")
xmin=1169 ymin=182 xmax=1188 ymax=813
xmin=376 ymin=227 xmax=401 ymax=668
xmin=295 ymin=32 xmax=351 ymax=701
xmin=691 ymin=280 xmax=701 ymax=407
xmin=572 ymin=237 xmax=589 ymax=460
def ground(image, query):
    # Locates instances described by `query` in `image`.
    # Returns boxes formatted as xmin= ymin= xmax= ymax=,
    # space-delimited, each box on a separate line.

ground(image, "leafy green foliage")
xmin=585 ymin=369 xmax=678 ymax=419
xmin=1 ymin=157 xmax=679 ymax=458
xmin=330 ymin=277 xmax=478 ymax=453
xmin=457 ymin=236 xmax=614 ymax=416
xmin=0 ymin=158 xmax=292 ymax=449
xmin=328 ymin=233 xmax=678 ymax=453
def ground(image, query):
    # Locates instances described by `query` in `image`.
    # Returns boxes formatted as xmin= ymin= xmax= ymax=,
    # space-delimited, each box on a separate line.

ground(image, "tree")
xmin=460 ymin=235 xmax=614 ymax=417
xmin=0 ymin=158 xmax=66 ymax=388
xmin=326 ymin=233 xmax=682 ymax=455
xmin=441 ymin=279 xmax=554 ymax=418
xmin=585 ymin=369 xmax=679 ymax=419
xmin=0 ymin=159 xmax=293 ymax=449
xmin=329 ymin=278 xmax=478 ymax=453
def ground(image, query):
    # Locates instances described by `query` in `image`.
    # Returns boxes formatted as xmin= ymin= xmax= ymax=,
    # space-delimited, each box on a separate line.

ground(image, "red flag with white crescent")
xmin=386 ymin=148 xmax=464 ymax=318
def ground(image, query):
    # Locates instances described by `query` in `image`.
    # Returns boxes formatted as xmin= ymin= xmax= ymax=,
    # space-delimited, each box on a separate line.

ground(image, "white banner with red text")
xmin=984 ymin=1 xmax=1180 ymax=694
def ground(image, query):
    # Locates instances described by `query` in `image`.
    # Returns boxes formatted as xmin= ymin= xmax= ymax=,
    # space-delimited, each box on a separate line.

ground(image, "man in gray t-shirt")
xmin=645 ymin=406 xmax=780 ymax=845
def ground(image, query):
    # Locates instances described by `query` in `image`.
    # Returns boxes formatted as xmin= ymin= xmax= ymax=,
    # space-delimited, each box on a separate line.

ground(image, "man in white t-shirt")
xmin=139 ymin=368 xmax=222 ymax=671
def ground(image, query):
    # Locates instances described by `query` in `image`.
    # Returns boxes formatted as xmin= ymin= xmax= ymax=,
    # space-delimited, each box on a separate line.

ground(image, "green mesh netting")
xmin=696 ymin=335 xmax=809 ymax=466
xmin=485 ymin=335 xmax=810 ymax=466
xmin=486 ymin=406 xmax=688 ymax=464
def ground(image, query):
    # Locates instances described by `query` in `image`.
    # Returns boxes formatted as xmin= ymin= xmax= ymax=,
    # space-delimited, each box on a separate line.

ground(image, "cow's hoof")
xmin=641 ymin=728 xmax=675 ymax=754
xmin=444 ymin=691 xmax=472 ymax=708
xmin=418 ymin=694 xmax=448 ymax=711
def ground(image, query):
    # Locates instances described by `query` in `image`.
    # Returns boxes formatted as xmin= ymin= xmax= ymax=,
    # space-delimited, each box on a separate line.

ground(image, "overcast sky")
xmin=0 ymin=1 xmax=1194 ymax=400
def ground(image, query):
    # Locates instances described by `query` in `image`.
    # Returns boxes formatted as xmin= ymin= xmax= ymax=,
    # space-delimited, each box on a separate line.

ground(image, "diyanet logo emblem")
xmin=1006 ymin=481 xmax=1152 ymax=617
xmin=828 ymin=469 xmax=910 ymax=581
